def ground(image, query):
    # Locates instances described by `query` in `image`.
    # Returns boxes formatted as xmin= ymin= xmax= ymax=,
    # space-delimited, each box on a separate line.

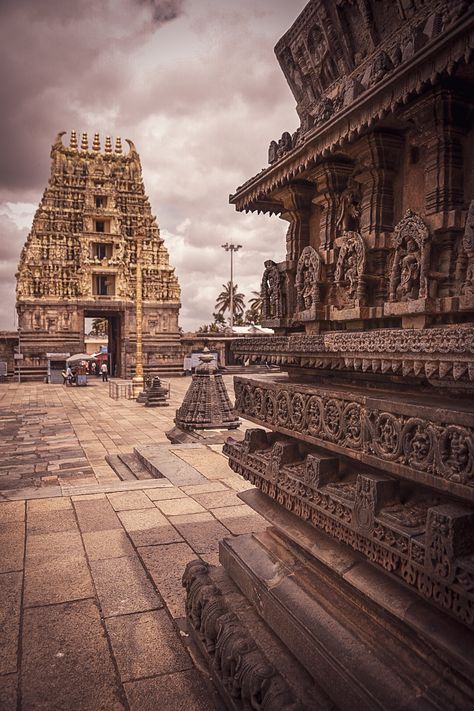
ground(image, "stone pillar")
xmin=278 ymin=182 xmax=315 ymax=263
xmin=311 ymin=160 xmax=354 ymax=249
xmin=353 ymin=130 xmax=403 ymax=246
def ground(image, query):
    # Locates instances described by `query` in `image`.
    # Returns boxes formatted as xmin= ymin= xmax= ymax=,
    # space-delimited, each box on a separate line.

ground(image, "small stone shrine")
xmin=183 ymin=2 xmax=474 ymax=709
xmin=16 ymin=131 xmax=181 ymax=379
xmin=174 ymin=349 xmax=239 ymax=432
xmin=143 ymin=376 xmax=169 ymax=407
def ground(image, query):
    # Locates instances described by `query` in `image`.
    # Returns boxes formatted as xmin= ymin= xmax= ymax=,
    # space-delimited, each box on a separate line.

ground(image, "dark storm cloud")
xmin=138 ymin=0 xmax=186 ymax=23
xmin=0 ymin=0 xmax=308 ymax=330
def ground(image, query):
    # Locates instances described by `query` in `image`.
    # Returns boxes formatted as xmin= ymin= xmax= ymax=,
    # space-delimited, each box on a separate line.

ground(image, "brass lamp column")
xmin=132 ymin=220 xmax=144 ymax=397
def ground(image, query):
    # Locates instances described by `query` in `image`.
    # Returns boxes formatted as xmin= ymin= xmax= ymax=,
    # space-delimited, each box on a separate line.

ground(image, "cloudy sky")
xmin=0 ymin=0 xmax=308 ymax=332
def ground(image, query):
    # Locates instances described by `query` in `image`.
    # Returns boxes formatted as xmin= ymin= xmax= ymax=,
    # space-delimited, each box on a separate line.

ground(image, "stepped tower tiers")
xmin=16 ymin=131 xmax=181 ymax=380
xmin=183 ymin=2 xmax=474 ymax=710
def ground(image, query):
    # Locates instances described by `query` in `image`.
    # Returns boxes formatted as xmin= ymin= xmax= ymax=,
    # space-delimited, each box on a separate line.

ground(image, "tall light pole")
xmin=221 ymin=243 xmax=242 ymax=330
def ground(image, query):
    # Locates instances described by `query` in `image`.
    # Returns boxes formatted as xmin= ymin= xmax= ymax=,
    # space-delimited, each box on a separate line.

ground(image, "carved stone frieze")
xmin=230 ymin=324 xmax=474 ymax=382
xmin=182 ymin=560 xmax=304 ymax=711
xmin=223 ymin=430 xmax=474 ymax=628
xmin=233 ymin=377 xmax=474 ymax=496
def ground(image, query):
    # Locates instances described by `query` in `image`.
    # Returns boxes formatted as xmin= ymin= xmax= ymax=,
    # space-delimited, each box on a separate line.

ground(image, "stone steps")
xmin=105 ymin=452 xmax=154 ymax=481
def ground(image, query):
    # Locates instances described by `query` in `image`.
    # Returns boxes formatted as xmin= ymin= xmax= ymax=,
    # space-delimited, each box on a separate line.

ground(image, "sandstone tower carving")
xmin=16 ymin=131 xmax=181 ymax=378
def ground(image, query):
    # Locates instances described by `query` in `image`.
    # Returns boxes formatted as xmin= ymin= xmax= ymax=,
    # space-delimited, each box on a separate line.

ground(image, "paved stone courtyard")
xmin=0 ymin=377 xmax=268 ymax=711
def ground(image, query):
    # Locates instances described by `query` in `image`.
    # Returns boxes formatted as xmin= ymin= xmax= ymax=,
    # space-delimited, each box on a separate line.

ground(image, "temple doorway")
xmin=84 ymin=310 xmax=123 ymax=377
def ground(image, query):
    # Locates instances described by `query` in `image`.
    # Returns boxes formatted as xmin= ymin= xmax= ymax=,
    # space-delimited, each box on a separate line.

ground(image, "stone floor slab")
xmin=191 ymin=490 xmax=243 ymax=509
xmin=118 ymin=508 xmax=183 ymax=547
xmin=106 ymin=609 xmax=192 ymax=682
xmin=24 ymin=556 xmax=93 ymax=607
xmin=0 ymin=572 xmax=22 ymax=675
xmin=0 ymin=673 xmax=17 ymax=711
xmin=82 ymin=529 xmax=135 ymax=561
xmin=145 ymin=488 xmax=188 ymax=501
xmin=0 ymin=523 xmax=25 ymax=573
xmin=21 ymin=599 xmax=125 ymax=711
xmin=27 ymin=497 xmax=72 ymax=512
xmin=73 ymin=498 xmax=122 ymax=532
xmin=90 ymin=555 xmax=162 ymax=617
xmin=155 ymin=497 xmax=206 ymax=516
xmin=26 ymin=509 xmax=78 ymax=535
xmin=210 ymin=504 xmax=268 ymax=535
xmin=171 ymin=512 xmax=230 ymax=559
xmin=107 ymin=491 xmax=155 ymax=511
xmin=124 ymin=669 xmax=216 ymax=711
xmin=0 ymin=501 xmax=25 ymax=523
xmin=138 ymin=541 xmax=196 ymax=618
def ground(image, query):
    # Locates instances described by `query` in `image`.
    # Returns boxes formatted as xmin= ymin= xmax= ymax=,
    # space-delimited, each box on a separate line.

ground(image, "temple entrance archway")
xmin=84 ymin=309 xmax=123 ymax=378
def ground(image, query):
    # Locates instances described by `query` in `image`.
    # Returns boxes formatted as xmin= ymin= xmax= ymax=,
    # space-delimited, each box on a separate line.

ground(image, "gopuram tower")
xmin=16 ymin=131 xmax=181 ymax=379
xmin=183 ymin=2 xmax=474 ymax=709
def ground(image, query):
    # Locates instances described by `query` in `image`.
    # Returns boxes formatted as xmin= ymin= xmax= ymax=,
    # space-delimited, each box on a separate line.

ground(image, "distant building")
xmin=16 ymin=131 xmax=181 ymax=380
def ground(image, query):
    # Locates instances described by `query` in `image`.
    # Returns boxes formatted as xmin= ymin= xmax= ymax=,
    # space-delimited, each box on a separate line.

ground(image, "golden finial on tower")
xmin=81 ymin=132 xmax=88 ymax=151
xmin=104 ymin=136 xmax=112 ymax=154
xmin=92 ymin=133 xmax=100 ymax=151
xmin=69 ymin=130 xmax=78 ymax=150
xmin=115 ymin=137 xmax=122 ymax=154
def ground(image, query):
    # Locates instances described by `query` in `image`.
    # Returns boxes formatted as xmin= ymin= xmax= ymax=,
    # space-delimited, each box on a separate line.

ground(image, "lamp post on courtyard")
xmin=132 ymin=220 xmax=145 ymax=398
xmin=221 ymin=242 xmax=242 ymax=331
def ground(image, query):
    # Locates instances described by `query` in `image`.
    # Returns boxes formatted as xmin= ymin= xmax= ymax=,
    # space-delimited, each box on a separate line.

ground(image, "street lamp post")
xmin=221 ymin=242 xmax=242 ymax=330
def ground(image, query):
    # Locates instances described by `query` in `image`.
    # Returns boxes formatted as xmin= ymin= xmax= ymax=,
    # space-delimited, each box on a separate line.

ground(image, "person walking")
xmin=91 ymin=361 xmax=97 ymax=376
xmin=100 ymin=362 xmax=108 ymax=382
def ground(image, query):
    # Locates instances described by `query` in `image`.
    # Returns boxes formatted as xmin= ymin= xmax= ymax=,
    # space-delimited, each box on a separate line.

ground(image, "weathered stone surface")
xmin=0 ymin=523 xmax=24 ymax=573
xmin=138 ymin=542 xmax=196 ymax=618
xmin=27 ymin=509 xmax=78 ymax=535
xmin=171 ymin=512 xmax=229 ymax=560
xmin=73 ymin=498 xmax=122 ymax=532
xmin=0 ymin=674 xmax=17 ymax=711
xmin=21 ymin=599 xmax=124 ymax=710
xmin=106 ymin=491 xmax=155 ymax=511
xmin=0 ymin=501 xmax=25 ymax=522
xmin=106 ymin=609 xmax=192 ymax=681
xmin=118 ymin=508 xmax=183 ymax=547
xmin=90 ymin=556 xmax=162 ymax=617
xmin=82 ymin=529 xmax=135 ymax=561
xmin=124 ymin=669 xmax=216 ymax=711
xmin=155 ymin=497 xmax=206 ymax=516
xmin=0 ymin=572 xmax=22 ymax=675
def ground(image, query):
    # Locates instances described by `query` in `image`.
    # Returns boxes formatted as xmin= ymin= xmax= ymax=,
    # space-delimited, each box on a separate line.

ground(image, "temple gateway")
xmin=16 ymin=131 xmax=181 ymax=379
xmin=184 ymin=1 xmax=474 ymax=709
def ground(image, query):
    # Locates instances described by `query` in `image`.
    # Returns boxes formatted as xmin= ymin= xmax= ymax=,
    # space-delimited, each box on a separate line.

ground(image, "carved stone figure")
xmin=334 ymin=231 xmax=366 ymax=302
xmin=261 ymin=260 xmax=282 ymax=319
xmin=461 ymin=199 xmax=474 ymax=296
xmin=389 ymin=210 xmax=430 ymax=302
xmin=336 ymin=179 xmax=361 ymax=235
xmin=295 ymin=246 xmax=321 ymax=312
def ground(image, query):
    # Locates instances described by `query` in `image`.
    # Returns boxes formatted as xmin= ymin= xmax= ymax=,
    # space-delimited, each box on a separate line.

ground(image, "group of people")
xmin=62 ymin=361 xmax=109 ymax=385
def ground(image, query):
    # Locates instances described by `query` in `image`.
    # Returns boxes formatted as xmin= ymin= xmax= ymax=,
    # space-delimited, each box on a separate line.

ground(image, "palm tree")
xmin=215 ymin=282 xmax=245 ymax=320
xmin=246 ymin=290 xmax=263 ymax=324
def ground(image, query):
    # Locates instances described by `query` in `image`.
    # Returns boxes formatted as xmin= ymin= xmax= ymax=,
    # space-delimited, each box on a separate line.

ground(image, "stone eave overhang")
xmin=230 ymin=11 xmax=474 ymax=214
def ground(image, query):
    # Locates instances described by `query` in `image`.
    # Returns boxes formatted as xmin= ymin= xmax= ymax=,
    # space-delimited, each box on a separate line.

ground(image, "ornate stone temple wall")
xmin=183 ymin=2 xmax=474 ymax=709
xmin=16 ymin=131 xmax=181 ymax=379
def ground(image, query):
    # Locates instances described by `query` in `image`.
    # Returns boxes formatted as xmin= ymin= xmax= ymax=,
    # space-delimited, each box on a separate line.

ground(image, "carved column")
xmin=311 ymin=160 xmax=353 ymax=249
xmin=277 ymin=182 xmax=315 ymax=263
xmin=353 ymin=130 xmax=403 ymax=245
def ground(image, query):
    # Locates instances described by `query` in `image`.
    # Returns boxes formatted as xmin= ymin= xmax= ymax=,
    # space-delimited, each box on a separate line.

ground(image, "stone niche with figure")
xmin=183 ymin=2 xmax=474 ymax=710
